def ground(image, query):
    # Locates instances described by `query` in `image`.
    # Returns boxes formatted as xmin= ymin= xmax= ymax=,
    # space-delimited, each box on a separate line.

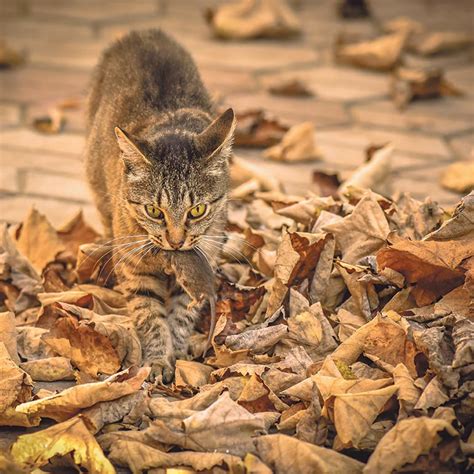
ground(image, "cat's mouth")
xmin=149 ymin=235 xmax=196 ymax=251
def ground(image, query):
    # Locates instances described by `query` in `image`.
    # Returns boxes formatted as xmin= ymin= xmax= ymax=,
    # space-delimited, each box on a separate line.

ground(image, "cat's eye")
xmin=188 ymin=203 xmax=207 ymax=219
xmin=145 ymin=204 xmax=164 ymax=220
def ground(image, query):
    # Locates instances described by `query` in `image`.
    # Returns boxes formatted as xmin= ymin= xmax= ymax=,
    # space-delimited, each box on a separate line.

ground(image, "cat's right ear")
xmin=114 ymin=127 xmax=150 ymax=175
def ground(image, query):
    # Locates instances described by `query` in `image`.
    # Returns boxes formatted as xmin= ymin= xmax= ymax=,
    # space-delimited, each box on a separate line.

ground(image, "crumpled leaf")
xmin=377 ymin=233 xmax=471 ymax=305
xmin=57 ymin=210 xmax=100 ymax=257
xmin=264 ymin=122 xmax=322 ymax=162
xmin=339 ymin=145 xmax=392 ymax=196
xmin=20 ymin=356 xmax=75 ymax=382
xmin=234 ymin=109 xmax=289 ymax=147
xmin=391 ymin=67 xmax=463 ymax=109
xmin=327 ymin=385 xmax=398 ymax=447
xmin=268 ymin=78 xmax=314 ymax=97
xmin=11 ymin=415 xmax=115 ymax=474
xmin=175 ymin=360 xmax=213 ymax=388
xmin=42 ymin=315 xmax=121 ymax=377
xmin=323 ymin=192 xmax=390 ymax=265
xmin=16 ymin=208 xmax=66 ymax=274
xmin=364 ymin=417 xmax=459 ymax=474
xmin=16 ymin=366 xmax=149 ymax=422
xmin=0 ymin=39 xmax=25 ymax=68
xmin=0 ymin=311 xmax=20 ymax=364
xmin=255 ymin=434 xmax=364 ymax=473
xmin=440 ymin=162 xmax=474 ymax=194
xmin=410 ymin=31 xmax=473 ymax=56
xmin=206 ymin=0 xmax=301 ymax=40
xmin=335 ymin=33 xmax=406 ymax=71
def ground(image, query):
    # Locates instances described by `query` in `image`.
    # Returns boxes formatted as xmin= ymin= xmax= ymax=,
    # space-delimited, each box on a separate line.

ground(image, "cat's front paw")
xmin=146 ymin=357 xmax=175 ymax=384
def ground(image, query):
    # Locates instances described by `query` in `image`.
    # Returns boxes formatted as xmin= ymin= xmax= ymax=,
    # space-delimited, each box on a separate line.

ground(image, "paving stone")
xmin=449 ymin=133 xmax=474 ymax=160
xmin=23 ymin=169 xmax=91 ymax=202
xmin=315 ymin=126 xmax=452 ymax=158
xmin=0 ymin=194 xmax=100 ymax=229
xmin=225 ymin=93 xmax=349 ymax=128
xmin=447 ymin=65 xmax=474 ymax=93
xmin=200 ymin=67 xmax=258 ymax=96
xmin=350 ymin=100 xmax=473 ymax=136
xmin=259 ymin=66 xmax=389 ymax=102
xmin=30 ymin=0 xmax=160 ymax=23
xmin=0 ymin=165 xmax=19 ymax=193
xmin=0 ymin=148 xmax=83 ymax=175
xmin=0 ymin=103 xmax=21 ymax=128
xmin=0 ymin=66 xmax=89 ymax=105
xmin=0 ymin=128 xmax=84 ymax=156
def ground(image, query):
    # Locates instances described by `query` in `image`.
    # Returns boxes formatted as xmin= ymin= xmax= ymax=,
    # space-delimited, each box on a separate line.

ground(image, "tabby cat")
xmin=85 ymin=30 xmax=235 ymax=382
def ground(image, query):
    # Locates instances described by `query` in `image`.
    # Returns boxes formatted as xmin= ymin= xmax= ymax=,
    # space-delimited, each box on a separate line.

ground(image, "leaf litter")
xmin=0 ymin=152 xmax=473 ymax=472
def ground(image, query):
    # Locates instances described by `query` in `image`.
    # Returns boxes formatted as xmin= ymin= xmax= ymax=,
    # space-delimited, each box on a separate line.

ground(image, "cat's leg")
xmin=167 ymin=289 xmax=201 ymax=359
xmin=119 ymin=272 xmax=176 ymax=383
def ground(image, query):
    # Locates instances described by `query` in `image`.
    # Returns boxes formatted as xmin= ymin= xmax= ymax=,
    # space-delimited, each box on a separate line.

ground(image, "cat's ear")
xmin=196 ymin=108 xmax=236 ymax=161
xmin=114 ymin=126 xmax=151 ymax=174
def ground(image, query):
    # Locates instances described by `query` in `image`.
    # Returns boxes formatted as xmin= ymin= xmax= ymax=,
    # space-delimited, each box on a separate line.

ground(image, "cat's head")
xmin=114 ymin=108 xmax=235 ymax=251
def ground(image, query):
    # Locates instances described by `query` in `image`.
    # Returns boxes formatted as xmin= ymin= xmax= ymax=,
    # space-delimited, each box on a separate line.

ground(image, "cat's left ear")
xmin=114 ymin=126 xmax=151 ymax=175
xmin=196 ymin=108 xmax=236 ymax=161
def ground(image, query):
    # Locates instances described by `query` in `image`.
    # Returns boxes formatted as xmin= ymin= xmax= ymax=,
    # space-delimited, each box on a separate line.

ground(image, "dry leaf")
xmin=11 ymin=415 xmax=115 ymax=474
xmin=323 ymin=192 xmax=390 ymax=264
xmin=0 ymin=311 xmax=20 ymax=364
xmin=32 ymin=107 xmax=65 ymax=134
xmin=234 ymin=109 xmax=289 ymax=147
xmin=256 ymin=434 xmax=364 ymax=473
xmin=16 ymin=208 xmax=66 ymax=274
xmin=328 ymin=385 xmax=398 ymax=447
xmin=312 ymin=170 xmax=341 ymax=198
xmin=377 ymin=233 xmax=471 ymax=305
xmin=42 ymin=315 xmax=121 ymax=377
xmin=207 ymin=0 xmax=301 ymax=40
xmin=339 ymin=145 xmax=392 ymax=196
xmin=410 ymin=31 xmax=473 ymax=56
xmin=364 ymin=417 xmax=459 ymax=474
xmin=0 ymin=39 xmax=24 ymax=68
xmin=16 ymin=366 xmax=149 ymax=422
xmin=268 ymin=78 xmax=314 ymax=97
xmin=440 ymin=162 xmax=474 ymax=194
xmin=20 ymin=356 xmax=75 ymax=382
xmin=57 ymin=210 xmax=100 ymax=257
xmin=264 ymin=122 xmax=322 ymax=162
xmin=391 ymin=67 xmax=463 ymax=109
xmin=335 ymin=33 xmax=406 ymax=71
xmin=175 ymin=360 xmax=213 ymax=388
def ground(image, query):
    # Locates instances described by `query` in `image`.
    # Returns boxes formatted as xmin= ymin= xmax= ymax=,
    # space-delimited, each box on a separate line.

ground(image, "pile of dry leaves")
xmin=0 ymin=151 xmax=473 ymax=472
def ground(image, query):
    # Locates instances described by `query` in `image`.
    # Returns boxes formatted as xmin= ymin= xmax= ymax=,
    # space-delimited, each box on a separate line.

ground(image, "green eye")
xmin=188 ymin=203 xmax=207 ymax=219
xmin=145 ymin=204 xmax=164 ymax=219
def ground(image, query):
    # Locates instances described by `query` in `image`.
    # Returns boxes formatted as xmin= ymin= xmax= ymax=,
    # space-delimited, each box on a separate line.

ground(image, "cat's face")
xmin=116 ymin=109 xmax=234 ymax=251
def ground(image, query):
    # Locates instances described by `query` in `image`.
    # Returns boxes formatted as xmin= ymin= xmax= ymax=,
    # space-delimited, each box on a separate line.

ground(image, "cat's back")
xmin=88 ymin=29 xmax=212 ymax=127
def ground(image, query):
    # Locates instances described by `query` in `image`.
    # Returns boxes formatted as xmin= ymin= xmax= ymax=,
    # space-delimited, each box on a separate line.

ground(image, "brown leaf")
xmin=327 ymin=385 xmax=398 ymax=447
xmin=11 ymin=415 xmax=115 ymax=474
xmin=335 ymin=32 xmax=406 ymax=71
xmin=16 ymin=208 xmax=66 ymax=274
xmin=440 ymin=162 xmax=474 ymax=194
xmin=175 ymin=360 xmax=213 ymax=388
xmin=43 ymin=315 xmax=121 ymax=377
xmin=323 ymin=192 xmax=390 ymax=265
xmin=264 ymin=122 xmax=322 ymax=162
xmin=16 ymin=366 xmax=149 ymax=422
xmin=238 ymin=373 xmax=286 ymax=413
xmin=255 ymin=434 xmax=364 ymax=473
xmin=0 ymin=311 xmax=20 ymax=364
xmin=234 ymin=109 xmax=289 ymax=147
xmin=32 ymin=107 xmax=66 ymax=134
xmin=364 ymin=417 xmax=459 ymax=474
xmin=312 ymin=170 xmax=341 ymax=198
xmin=410 ymin=31 xmax=473 ymax=56
xmin=0 ymin=39 xmax=24 ymax=68
xmin=57 ymin=210 xmax=100 ymax=257
xmin=20 ymin=357 xmax=75 ymax=382
xmin=207 ymin=0 xmax=301 ymax=40
xmin=377 ymin=234 xmax=471 ymax=305
xmin=268 ymin=78 xmax=314 ymax=97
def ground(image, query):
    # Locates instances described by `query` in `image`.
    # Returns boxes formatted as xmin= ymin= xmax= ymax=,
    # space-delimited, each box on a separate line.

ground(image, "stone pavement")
xmin=1 ymin=0 xmax=473 ymax=231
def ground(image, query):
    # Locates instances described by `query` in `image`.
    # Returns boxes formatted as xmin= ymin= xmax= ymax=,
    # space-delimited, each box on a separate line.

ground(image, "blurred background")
xmin=0 ymin=0 xmax=473 ymax=230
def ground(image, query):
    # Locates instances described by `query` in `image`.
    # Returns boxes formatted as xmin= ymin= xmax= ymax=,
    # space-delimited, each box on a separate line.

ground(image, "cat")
xmin=85 ymin=29 xmax=235 ymax=382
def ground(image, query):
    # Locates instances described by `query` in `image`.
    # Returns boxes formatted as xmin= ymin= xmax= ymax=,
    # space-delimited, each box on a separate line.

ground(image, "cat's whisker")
xmin=102 ymin=241 xmax=152 ymax=285
xmin=194 ymin=246 xmax=213 ymax=271
xmin=200 ymin=239 xmax=254 ymax=268
xmin=202 ymin=234 xmax=260 ymax=252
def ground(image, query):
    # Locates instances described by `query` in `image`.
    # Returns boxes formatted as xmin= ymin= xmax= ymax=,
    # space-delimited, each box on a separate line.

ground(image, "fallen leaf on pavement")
xmin=440 ymin=161 xmax=474 ymax=194
xmin=0 ymin=39 xmax=24 ymax=68
xmin=410 ymin=31 xmax=473 ymax=56
xmin=335 ymin=33 xmax=406 ymax=71
xmin=264 ymin=122 xmax=322 ymax=162
xmin=206 ymin=0 xmax=301 ymax=40
xmin=268 ymin=78 xmax=314 ymax=97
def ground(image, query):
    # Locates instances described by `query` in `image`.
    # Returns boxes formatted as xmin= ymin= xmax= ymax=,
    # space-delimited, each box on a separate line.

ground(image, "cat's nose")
xmin=166 ymin=231 xmax=185 ymax=249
